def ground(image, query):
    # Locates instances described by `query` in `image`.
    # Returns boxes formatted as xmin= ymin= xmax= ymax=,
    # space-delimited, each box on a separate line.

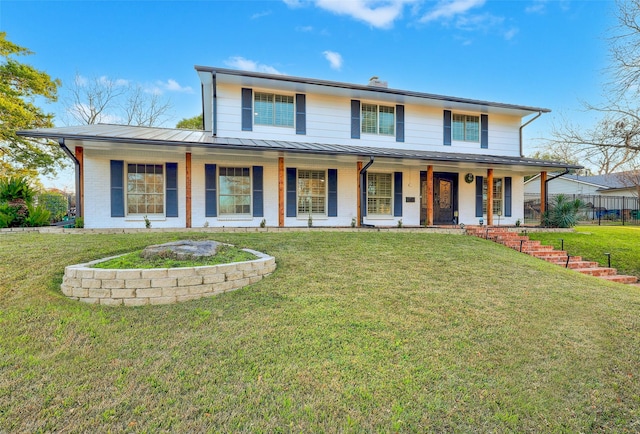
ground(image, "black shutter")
xmin=443 ymin=110 xmax=452 ymax=146
xmin=286 ymin=168 xmax=297 ymax=217
xmin=241 ymin=88 xmax=252 ymax=131
xmin=110 ymin=160 xmax=124 ymax=217
xmin=253 ymin=166 xmax=264 ymax=217
xmin=394 ymin=171 xmax=403 ymax=217
xmin=475 ymin=176 xmax=484 ymax=218
xmin=328 ymin=169 xmax=338 ymax=217
xmin=481 ymin=114 xmax=488 ymax=149
xmin=296 ymin=94 xmax=306 ymax=135
xmin=165 ymin=163 xmax=178 ymax=217
xmin=205 ymin=164 xmax=217 ymax=217
xmin=351 ymin=100 xmax=360 ymax=139
xmin=504 ymin=177 xmax=512 ymax=217
xmin=396 ymin=104 xmax=404 ymax=142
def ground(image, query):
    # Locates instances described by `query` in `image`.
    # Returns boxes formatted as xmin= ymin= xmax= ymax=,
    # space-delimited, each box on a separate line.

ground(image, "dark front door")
xmin=433 ymin=173 xmax=458 ymax=225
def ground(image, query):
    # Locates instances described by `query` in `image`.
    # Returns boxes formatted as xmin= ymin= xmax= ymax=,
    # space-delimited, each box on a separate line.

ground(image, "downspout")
xmin=359 ymin=156 xmax=375 ymax=227
xmin=58 ymin=138 xmax=81 ymax=218
xmin=544 ymin=168 xmax=570 ymax=212
xmin=212 ymin=72 xmax=217 ymax=136
xmin=519 ymin=111 xmax=542 ymax=157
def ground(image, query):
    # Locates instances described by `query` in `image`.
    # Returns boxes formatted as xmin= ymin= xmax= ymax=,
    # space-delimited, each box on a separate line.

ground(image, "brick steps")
xmin=466 ymin=226 xmax=639 ymax=286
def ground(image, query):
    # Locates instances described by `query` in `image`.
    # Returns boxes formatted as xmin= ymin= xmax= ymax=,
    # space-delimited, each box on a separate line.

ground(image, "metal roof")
xmin=17 ymin=124 xmax=580 ymax=170
xmin=196 ymin=66 xmax=551 ymax=116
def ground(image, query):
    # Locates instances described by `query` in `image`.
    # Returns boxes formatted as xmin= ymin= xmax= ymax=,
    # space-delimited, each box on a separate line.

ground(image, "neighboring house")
xmin=524 ymin=171 xmax=640 ymax=221
xmin=18 ymin=67 xmax=579 ymax=229
xmin=525 ymin=172 xmax=640 ymax=197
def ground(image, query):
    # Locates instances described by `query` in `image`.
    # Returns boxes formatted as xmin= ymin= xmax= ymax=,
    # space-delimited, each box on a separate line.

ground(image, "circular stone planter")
xmin=60 ymin=248 xmax=276 ymax=306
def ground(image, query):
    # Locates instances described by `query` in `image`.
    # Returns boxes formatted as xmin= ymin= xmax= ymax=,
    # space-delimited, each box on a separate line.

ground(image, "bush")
xmin=542 ymin=194 xmax=585 ymax=228
xmin=74 ymin=217 xmax=84 ymax=228
xmin=23 ymin=205 xmax=51 ymax=227
xmin=38 ymin=192 xmax=68 ymax=222
xmin=0 ymin=205 xmax=17 ymax=228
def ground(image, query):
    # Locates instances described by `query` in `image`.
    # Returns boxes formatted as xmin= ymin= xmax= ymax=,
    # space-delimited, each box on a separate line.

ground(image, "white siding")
xmin=215 ymin=83 xmax=523 ymax=157
xmin=83 ymin=149 xmax=186 ymax=229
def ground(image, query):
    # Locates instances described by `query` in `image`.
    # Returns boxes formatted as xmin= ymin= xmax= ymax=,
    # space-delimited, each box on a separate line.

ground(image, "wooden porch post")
xmin=185 ymin=152 xmax=192 ymax=228
xmin=75 ymin=146 xmax=84 ymax=218
xmin=540 ymin=171 xmax=547 ymax=217
xmin=278 ymin=157 xmax=285 ymax=227
xmin=426 ymin=165 xmax=434 ymax=226
xmin=487 ymin=168 xmax=494 ymax=226
xmin=357 ymin=161 xmax=363 ymax=227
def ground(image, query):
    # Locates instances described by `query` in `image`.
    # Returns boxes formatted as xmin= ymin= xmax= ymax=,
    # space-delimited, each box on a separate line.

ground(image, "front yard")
xmin=1 ymin=230 xmax=639 ymax=432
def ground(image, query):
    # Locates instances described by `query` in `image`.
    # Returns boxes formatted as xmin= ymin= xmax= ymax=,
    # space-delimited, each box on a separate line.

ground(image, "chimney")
xmin=368 ymin=76 xmax=388 ymax=88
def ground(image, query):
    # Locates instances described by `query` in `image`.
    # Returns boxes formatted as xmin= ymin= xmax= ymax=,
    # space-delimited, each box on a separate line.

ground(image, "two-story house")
xmin=19 ymin=66 xmax=579 ymax=229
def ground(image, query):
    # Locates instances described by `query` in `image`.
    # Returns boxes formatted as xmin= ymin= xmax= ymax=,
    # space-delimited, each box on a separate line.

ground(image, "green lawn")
xmin=1 ymin=230 xmax=640 ymax=432
xmin=526 ymin=225 xmax=640 ymax=278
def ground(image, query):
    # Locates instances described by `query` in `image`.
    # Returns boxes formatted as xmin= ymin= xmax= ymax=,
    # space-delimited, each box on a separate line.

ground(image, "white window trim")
xmin=366 ymin=172 xmax=394 ymax=217
xmin=482 ymin=177 xmax=504 ymax=216
xmin=452 ymin=113 xmax=480 ymax=143
xmin=296 ymin=169 xmax=328 ymax=218
xmin=361 ymin=102 xmax=395 ymax=136
xmin=218 ymin=166 xmax=253 ymax=218
xmin=124 ymin=162 xmax=166 ymax=217
xmin=253 ymin=91 xmax=295 ymax=129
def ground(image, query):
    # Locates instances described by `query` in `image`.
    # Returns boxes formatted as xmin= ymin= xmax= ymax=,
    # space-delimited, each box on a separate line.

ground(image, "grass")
xmin=526 ymin=225 xmax=640 ymax=278
xmin=1 ymin=230 xmax=640 ymax=432
xmin=93 ymin=244 xmax=256 ymax=269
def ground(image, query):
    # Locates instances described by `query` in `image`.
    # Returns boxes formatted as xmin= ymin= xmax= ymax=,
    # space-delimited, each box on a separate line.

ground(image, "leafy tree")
xmin=0 ymin=32 xmax=65 ymax=177
xmin=63 ymin=73 xmax=172 ymax=127
xmin=176 ymin=114 xmax=203 ymax=130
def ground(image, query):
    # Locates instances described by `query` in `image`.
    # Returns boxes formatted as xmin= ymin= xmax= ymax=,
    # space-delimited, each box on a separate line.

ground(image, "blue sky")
xmin=1 ymin=0 xmax=617 ymax=187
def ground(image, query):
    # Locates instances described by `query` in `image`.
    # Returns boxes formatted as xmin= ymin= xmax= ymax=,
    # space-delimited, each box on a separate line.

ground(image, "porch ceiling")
xmin=18 ymin=124 xmax=581 ymax=173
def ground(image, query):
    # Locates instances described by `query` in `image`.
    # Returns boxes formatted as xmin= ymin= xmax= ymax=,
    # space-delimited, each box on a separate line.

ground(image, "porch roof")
xmin=18 ymin=124 xmax=581 ymax=172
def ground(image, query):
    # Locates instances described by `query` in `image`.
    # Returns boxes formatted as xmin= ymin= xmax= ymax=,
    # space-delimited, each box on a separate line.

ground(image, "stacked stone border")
xmin=61 ymin=249 xmax=276 ymax=306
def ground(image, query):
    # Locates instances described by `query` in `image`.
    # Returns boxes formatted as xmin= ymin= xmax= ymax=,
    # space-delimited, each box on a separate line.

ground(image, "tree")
xmin=63 ymin=73 xmax=172 ymax=127
xmin=0 ymin=32 xmax=65 ymax=178
xmin=176 ymin=114 xmax=203 ymax=130
xmin=544 ymin=1 xmax=640 ymax=172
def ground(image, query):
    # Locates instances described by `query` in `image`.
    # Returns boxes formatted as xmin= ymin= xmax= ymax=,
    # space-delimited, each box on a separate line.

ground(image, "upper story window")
xmin=219 ymin=167 xmax=251 ymax=215
xmin=254 ymin=92 xmax=294 ymax=127
xmin=367 ymin=172 xmax=392 ymax=215
xmin=452 ymin=114 xmax=479 ymax=142
xmin=127 ymin=164 xmax=164 ymax=215
xmin=297 ymin=170 xmax=326 ymax=215
xmin=362 ymin=103 xmax=395 ymax=136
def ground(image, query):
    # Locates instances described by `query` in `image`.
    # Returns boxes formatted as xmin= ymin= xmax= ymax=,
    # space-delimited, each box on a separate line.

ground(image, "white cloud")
xmin=312 ymin=0 xmax=418 ymax=29
xmin=419 ymin=0 xmax=485 ymax=23
xmin=251 ymin=10 xmax=272 ymax=19
xmin=323 ymin=50 xmax=343 ymax=70
xmin=525 ymin=0 xmax=547 ymax=14
xmin=159 ymin=79 xmax=193 ymax=93
xmin=224 ymin=56 xmax=283 ymax=75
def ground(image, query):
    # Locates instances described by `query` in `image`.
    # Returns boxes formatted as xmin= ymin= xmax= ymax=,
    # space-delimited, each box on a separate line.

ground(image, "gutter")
xmin=519 ymin=110 xmax=542 ymax=157
xmin=544 ymin=168 xmax=570 ymax=211
xmin=359 ymin=156 xmax=375 ymax=227
xmin=59 ymin=139 xmax=82 ymax=218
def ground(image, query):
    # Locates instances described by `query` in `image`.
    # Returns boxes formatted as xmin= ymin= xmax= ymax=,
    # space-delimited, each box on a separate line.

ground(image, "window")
xmin=452 ymin=114 xmax=479 ymax=142
xmin=483 ymin=178 xmax=503 ymax=215
xmin=254 ymin=92 xmax=294 ymax=127
xmin=219 ymin=167 xmax=251 ymax=215
xmin=126 ymin=164 xmax=164 ymax=215
xmin=297 ymin=170 xmax=326 ymax=215
xmin=367 ymin=173 xmax=392 ymax=215
xmin=362 ymin=103 xmax=394 ymax=135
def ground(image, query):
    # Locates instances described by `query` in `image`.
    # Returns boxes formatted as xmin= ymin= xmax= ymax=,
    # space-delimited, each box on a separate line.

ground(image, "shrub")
xmin=0 ymin=205 xmax=17 ymax=228
xmin=74 ymin=217 xmax=84 ymax=228
xmin=0 ymin=177 xmax=35 ymax=224
xmin=542 ymin=194 xmax=585 ymax=228
xmin=23 ymin=205 xmax=51 ymax=227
